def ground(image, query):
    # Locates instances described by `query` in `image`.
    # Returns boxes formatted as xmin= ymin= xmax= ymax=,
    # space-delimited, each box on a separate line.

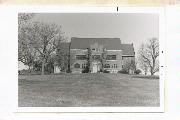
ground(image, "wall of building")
xmin=70 ymin=49 xmax=88 ymax=73
xmin=70 ymin=49 xmax=123 ymax=73
xmin=104 ymin=50 xmax=123 ymax=73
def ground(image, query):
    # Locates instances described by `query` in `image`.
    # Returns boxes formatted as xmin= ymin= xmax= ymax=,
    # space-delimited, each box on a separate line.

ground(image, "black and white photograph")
xmin=18 ymin=12 xmax=162 ymax=110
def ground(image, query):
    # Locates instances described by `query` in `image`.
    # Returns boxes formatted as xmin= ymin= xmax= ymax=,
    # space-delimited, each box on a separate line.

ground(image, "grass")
xmin=131 ymin=75 xmax=159 ymax=79
xmin=18 ymin=73 xmax=159 ymax=107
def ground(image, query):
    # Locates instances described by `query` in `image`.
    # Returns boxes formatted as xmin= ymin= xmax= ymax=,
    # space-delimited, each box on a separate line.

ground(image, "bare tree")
xmin=100 ymin=48 xmax=107 ymax=72
xmin=138 ymin=58 xmax=148 ymax=75
xmin=18 ymin=13 xmax=35 ymax=25
xmin=56 ymin=42 xmax=70 ymax=72
xmin=123 ymin=59 xmax=136 ymax=74
xmin=18 ymin=13 xmax=36 ymax=71
xmin=20 ymin=21 xmax=65 ymax=75
xmin=86 ymin=47 xmax=92 ymax=73
xmin=138 ymin=38 xmax=159 ymax=75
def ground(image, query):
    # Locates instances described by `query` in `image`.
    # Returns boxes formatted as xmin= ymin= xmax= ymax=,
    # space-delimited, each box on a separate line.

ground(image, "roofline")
xmin=71 ymin=37 xmax=120 ymax=39
xmin=122 ymin=55 xmax=135 ymax=57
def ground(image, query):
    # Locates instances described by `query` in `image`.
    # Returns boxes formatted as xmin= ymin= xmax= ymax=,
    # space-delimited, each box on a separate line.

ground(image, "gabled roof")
xmin=70 ymin=37 xmax=135 ymax=56
xmin=71 ymin=37 xmax=121 ymax=50
xmin=120 ymin=44 xmax=135 ymax=56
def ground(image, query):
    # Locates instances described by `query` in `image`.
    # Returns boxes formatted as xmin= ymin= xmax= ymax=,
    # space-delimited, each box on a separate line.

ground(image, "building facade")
xmin=70 ymin=37 xmax=135 ymax=73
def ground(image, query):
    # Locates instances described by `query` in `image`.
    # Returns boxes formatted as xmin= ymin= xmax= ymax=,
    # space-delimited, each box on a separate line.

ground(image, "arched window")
xmin=74 ymin=63 xmax=80 ymax=68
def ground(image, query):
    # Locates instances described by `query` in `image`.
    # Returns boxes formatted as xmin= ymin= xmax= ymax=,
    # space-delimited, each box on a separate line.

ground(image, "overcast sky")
xmin=32 ymin=13 xmax=159 ymax=54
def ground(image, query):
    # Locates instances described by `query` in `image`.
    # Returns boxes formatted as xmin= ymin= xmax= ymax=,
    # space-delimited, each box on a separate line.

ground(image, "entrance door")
xmin=92 ymin=62 xmax=98 ymax=73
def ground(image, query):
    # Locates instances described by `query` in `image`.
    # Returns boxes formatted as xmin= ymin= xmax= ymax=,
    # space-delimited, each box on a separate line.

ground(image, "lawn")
xmin=18 ymin=73 xmax=159 ymax=107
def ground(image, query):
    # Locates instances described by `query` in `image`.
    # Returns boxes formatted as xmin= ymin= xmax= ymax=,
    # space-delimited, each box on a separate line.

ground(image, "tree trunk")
xmin=41 ymin=59 xmax=45 ymax=75
xmin=151 ymin=57 xmax=156 ymax=76
xmin=28 ymin=65 xmax=31 ymax=75
xmin=67 ymin=54 xmax=71 ymax=73
xmin=150 ymin=70 xmax=154 ymax=75
xmin=102 ymin=65 xmax=104 ymax=72
xmin=145 ymin=68 xmax=147 ymax=75
xmin=101 ymin=61 xmax=104 ymax=72
xmin=67 ymin=43 xmax=71 ymax=73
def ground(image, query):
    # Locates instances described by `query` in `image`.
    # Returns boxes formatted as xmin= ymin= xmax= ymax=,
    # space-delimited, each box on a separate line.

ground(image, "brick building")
xmin=69 ymin=37 xmax=135 ymax=73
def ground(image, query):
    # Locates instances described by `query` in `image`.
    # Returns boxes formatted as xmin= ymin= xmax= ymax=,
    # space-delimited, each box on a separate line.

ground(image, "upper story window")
xmin=92 ymin=55 xmax=101 ymax=60
xmin=91 ymin=48 xmax=100 ymax=52
xmin=74 ymin=63 xmax=80 ymax=68
xmin=76 ymin=55 xmax=86 ymax=60
xmin=106 ymin=55 xmax=116 ymax=60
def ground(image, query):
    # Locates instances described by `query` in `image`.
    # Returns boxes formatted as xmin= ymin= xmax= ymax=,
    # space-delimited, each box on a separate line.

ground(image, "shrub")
xmin=131 ymin=75 xmax=159 ymax=79
xmin=66 ymin=69 xmax=72 ymax=73
xmin=18 ymin=69 xmax=42 ymax=75
xmin=134 ymin=69 xmax=141 ymax=74
xmin=98 ymin=69 xmax=103 ymax=73
xmin=82 ymin=68 xmax=89 ymax=73
xmin=118 ymin=69 xmax=128 ymax=74
xmin=103 ymin=70 xmax=110 ymax=73
xmin=18 ymin=69 xmax=30 ymax=75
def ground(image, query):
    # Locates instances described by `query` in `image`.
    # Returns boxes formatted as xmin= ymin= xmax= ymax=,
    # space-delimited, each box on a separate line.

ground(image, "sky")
xmin=32 ymin=13 xmax=159 ymax=53
xmin=19 ymin=13 xmax=159 ymax=70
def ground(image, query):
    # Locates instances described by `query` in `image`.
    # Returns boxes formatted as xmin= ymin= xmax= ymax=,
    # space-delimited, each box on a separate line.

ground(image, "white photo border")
xmin=5 ymin=5 xmax=165 ymax=113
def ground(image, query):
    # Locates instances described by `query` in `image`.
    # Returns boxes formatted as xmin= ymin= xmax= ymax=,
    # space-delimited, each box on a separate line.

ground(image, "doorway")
xmin=92 ymin=62 xmax=100 ymax=73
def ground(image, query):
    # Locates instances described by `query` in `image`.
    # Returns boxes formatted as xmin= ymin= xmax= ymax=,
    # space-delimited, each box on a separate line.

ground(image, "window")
xmin=82 ymin=63 xmax=87 ymax=69
xmin=104 ymin=64 xmax=110 ymax=68
xmin=114 ymin=64 xmax=117 ymax=68
xmin=74 ymin=63 xmax=80 ymax=68
xmin=76 ymin=55 xmax=86 ymax=60
xmin=92 ymin=55 xmax=101 ymax=60
xmin=106 ymin=55 xmax=116 ymax=60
